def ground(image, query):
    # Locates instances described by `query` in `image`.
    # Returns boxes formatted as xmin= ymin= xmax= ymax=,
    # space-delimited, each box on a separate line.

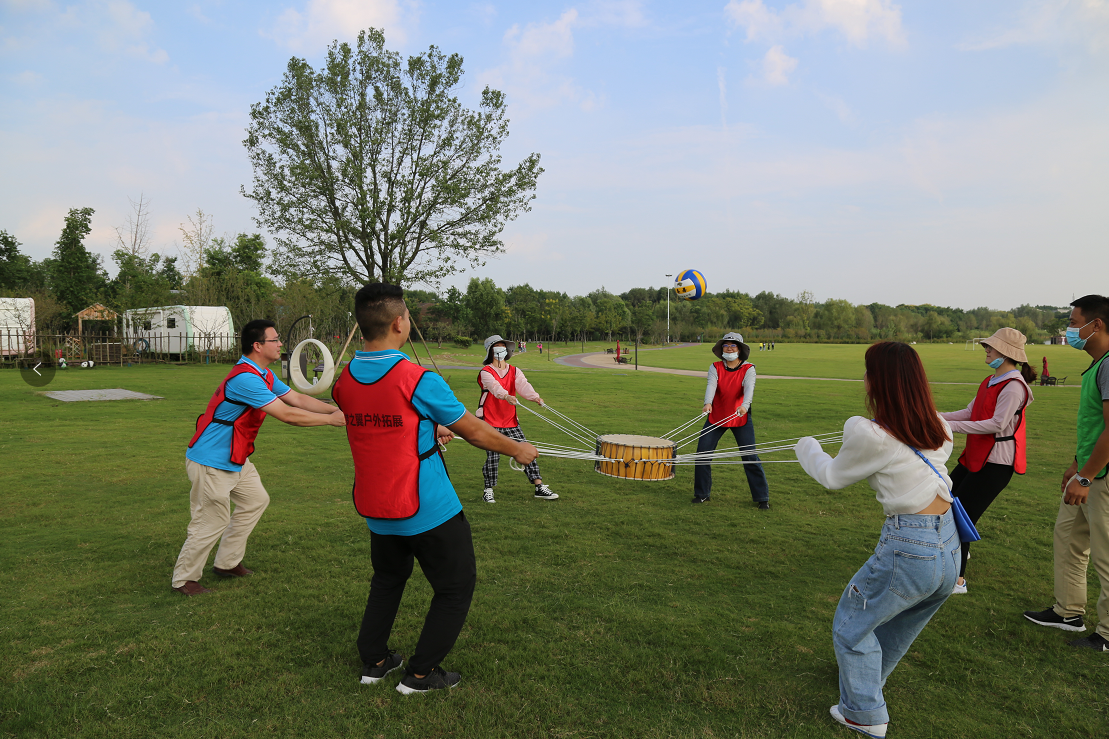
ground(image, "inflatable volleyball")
xmin=673 ymin=269 xmax=706 ymax=301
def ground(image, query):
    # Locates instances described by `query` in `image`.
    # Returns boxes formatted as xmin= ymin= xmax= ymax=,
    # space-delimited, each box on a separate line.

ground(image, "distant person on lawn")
xmin=172 ymin=319 xmax=344 ymax=596
xmin=1024 ymin=294 xmax=1109 ymax=650
xmin=795 ymin=341 xmax=958 ymax=739
xmin=332 ymin=284 xmax=538 ymax=694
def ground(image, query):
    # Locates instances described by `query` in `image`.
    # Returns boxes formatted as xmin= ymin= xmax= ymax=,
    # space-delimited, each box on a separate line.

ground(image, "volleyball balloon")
xmin=674 ymin=269 xmax=706 ymax=301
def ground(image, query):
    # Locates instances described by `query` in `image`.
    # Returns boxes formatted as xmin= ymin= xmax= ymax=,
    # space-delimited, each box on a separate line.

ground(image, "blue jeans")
xmin=692 ymin=411 xmax=769 ymax=502
xmin=833 ymin=509 xmax=959 ymax=726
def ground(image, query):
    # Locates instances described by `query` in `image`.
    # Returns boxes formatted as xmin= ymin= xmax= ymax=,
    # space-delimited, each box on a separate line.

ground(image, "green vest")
xmin=1077 ymin=352 xmax=1108 ymax=479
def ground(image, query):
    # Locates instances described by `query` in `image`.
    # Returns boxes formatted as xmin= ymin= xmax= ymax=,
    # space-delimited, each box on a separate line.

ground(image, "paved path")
xmin=43 ymin=388 xmax=164 ymax=402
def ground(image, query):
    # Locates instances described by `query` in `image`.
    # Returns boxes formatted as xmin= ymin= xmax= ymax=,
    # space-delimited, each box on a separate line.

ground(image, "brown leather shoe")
xmin=213 ymin=563 xmax=254 ymax=577
xmin=173 ymin=581 xmax=214 ymax=596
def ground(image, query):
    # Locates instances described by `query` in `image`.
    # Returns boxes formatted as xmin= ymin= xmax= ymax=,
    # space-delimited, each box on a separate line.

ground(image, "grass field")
xmin=2 ymin=342 xmax=1107 ymax=739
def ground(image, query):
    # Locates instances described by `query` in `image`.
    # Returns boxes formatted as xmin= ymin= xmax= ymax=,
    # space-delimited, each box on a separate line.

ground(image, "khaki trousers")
xmin=1053 ymin=475 xmax=1109 ymax=639
xmin=171 ymin=458 xmax=270 ymax=588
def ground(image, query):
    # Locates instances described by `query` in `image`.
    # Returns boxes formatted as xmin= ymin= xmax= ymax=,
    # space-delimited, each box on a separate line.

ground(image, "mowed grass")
xmin=1 ymin=349 xmax=1107 ymax=739
xmin=621 ymin=341 xmax=1094 ymax=386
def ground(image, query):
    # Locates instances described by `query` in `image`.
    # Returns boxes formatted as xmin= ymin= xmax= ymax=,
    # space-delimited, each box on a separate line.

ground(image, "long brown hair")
xmin=864 ymin=342 xmax=950 ymax=450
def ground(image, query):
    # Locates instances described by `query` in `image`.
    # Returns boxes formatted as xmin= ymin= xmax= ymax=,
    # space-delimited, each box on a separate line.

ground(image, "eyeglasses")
xmin=260 ymin=337 xmax=281 ymax=344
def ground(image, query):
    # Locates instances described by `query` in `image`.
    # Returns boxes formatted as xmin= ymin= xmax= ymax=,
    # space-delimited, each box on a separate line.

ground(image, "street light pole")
xmin=665 ymin=274 xmax=672 ymax=345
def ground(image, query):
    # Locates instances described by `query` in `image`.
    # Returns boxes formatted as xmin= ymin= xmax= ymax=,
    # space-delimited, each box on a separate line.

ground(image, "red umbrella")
xmin=1043 ymin=356 xmax=1049 ymax=378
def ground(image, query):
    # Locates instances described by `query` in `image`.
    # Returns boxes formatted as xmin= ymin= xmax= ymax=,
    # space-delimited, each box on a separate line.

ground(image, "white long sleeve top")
xmin=795 ymin=416 xmax=954 ymax=516
xmin=939 ymin=371 xmax=1032 ymax=467
xmin=479 ymin=363 xmax=542 ymax=403
xmin=703 ymin=362 xmax=756 ymax=412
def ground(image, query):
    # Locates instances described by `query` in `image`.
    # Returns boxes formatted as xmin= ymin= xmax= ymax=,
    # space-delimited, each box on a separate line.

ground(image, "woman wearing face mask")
xmin=476 ymin=335 xmax=558 ymax=503
xmin=795 ymin=342 xmax=958 ymax=739
xmin=693 ymin=332 xmax=770 ymax=508
xmin=939 ymin=328 xmax=1035 ymax=594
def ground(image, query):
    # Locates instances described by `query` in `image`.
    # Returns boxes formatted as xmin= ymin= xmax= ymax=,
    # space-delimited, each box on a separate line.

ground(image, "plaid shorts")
xmin=483 ymin=425 xmax=540 ymax=488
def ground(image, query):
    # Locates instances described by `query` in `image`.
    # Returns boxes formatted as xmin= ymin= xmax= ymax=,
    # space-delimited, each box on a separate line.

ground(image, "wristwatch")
xmin=1076 ymin=474 xmax=1092 ymax=488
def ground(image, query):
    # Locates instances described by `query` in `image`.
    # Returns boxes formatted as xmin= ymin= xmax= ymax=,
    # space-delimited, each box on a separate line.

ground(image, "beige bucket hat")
xmin=981 ymin=327 xmax=1028 ymax=364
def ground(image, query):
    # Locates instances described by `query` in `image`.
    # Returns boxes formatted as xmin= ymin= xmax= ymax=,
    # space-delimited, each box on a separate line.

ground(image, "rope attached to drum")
xmin=506 ymin=403 xmax=844 ymax=479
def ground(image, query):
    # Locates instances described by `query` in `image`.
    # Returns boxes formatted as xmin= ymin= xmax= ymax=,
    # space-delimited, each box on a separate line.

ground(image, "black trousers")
xmin=357 ymin=511 xmax=477 ymax=675
xmin=950 ymin=462 xmax=1015 ymax=578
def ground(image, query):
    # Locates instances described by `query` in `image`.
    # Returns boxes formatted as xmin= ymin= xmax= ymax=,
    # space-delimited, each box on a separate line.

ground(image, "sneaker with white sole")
xmin=1023 ymin=606 xmax=1085 ymax=632
xmin=396 ymin=666 xmax=461 ymax=694
xmin=360 ymin=652 xmax=404 ymax=684
xmin=482 ymin=488 xmax=496 ymax=503
xmin=1069 ymin=633 xmax=1109 ymax=650
xmin=534 ymin=484 xmax=559 ymax=500
xmin=830 ymin=705 xmax=887 ymax=738
xmin=952 ymin=578 xmax=967 ymax=595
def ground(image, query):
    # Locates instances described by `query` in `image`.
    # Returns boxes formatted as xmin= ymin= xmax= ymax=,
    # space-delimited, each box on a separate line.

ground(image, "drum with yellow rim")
xmin=595 ymin=434 xmax=676 ymax=481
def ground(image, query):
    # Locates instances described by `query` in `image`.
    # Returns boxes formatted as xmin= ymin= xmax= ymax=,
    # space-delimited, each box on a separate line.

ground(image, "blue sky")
xmin=2 ymin=0 xmax=1106 ymax=310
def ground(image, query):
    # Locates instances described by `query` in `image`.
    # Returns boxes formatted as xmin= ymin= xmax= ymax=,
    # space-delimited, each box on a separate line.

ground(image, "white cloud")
xmin=960 ymin=0 xmax=1109 ymax=54
xmin=47 ymin=0 xmax=170 ymax=64
xmin=725 ymin=0 xmax=905 ymax=48
xmin=503 ymin=8 xmax=578 ymax=59
xmin=758 ymin=44 xmax=797 ymax=85
xmin=266 ymin=0 xmax=417 ymax=52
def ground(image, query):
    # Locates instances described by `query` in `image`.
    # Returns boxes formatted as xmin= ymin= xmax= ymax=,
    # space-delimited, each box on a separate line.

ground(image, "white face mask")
xmin=493 ymin=347 xmax=508 ymax=360
xmin=722 ymin=351 xmax=739 ymax=362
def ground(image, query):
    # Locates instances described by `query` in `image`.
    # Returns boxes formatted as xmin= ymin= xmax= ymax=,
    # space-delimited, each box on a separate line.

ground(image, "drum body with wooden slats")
xmin=595 ymin=434 xmax=676 ymax=481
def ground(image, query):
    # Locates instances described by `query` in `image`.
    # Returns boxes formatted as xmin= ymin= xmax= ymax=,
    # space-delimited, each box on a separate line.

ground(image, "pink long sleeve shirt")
xmin=939 ymin=370 xmax=1033 ymax=467
xmin=479 ymin=363 xmax=542 ymax=404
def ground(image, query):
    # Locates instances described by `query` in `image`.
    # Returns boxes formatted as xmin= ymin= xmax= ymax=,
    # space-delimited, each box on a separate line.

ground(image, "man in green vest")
xmin=1024 ymin=295 xmax=1109 ymax=650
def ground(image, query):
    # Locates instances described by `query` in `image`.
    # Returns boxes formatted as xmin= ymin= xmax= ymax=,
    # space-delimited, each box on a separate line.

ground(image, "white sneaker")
xmin=952 ymin=579 xmax=968 ymax=595
xmin=482 ymin=488 xmax=496 ymax=503
xmin=830 ymin=705 xmax=887 ymax=738
xmin=534 ymin=484 xmax=559 ymax=500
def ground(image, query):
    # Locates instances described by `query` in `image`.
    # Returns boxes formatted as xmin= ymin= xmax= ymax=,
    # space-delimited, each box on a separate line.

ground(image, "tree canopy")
xmin=243 ymin=28 xmax=543 ymax=286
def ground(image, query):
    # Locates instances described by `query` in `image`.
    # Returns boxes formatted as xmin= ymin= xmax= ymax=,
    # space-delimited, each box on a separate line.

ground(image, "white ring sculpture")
xmin=289 ymin=338 xmax=335 ymax=395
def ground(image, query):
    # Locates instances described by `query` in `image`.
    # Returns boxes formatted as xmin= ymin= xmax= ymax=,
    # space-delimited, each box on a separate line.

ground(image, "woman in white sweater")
xmin=795 ymin=342 xmax=959 ymax=739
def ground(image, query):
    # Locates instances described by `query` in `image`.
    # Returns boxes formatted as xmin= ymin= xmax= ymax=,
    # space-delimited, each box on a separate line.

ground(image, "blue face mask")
xmin=987 ymin=357 xmax=1004 ymax=369
xmin=1067 ymin=320 xmax=1095 ymax=350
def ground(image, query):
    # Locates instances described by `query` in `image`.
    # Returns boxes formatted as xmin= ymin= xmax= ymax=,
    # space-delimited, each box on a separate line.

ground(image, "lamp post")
xmin=665 ymin=274 xmax=672 ymax=344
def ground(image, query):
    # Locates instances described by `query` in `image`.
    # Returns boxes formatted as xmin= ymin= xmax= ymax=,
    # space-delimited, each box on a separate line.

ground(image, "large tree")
xmin=47 ymin=208 xmax=106 ymax=315
xmin=243 ymin=28 xmax=543 ymax=285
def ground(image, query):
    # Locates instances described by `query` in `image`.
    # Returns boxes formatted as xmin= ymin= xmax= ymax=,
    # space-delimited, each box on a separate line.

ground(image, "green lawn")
xmin=1 ymin=350 xmax=1106 ymax=738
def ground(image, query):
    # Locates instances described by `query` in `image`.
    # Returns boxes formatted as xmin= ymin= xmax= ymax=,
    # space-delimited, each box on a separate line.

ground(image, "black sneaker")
xmin=1023 ymin=607 xmax=1086 ymax=632
xmin=360 ymin=652 xmax=404 ymax=684
xmin=534 ymin=484 xmax=559 ymax=500
xmin=757 ymin=501 xmax=770 ymax=510
xmin=691 ymin=496 xmax=709 ymax=504
xmin=1069 ymin=633 xmax=1109 ymax=650
xmin=396 ymin=666 xmax=461 ymax=695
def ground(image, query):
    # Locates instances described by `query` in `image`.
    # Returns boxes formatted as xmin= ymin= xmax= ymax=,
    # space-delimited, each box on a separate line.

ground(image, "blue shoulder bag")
xmin=909 ymin=445 xmax=981 ymax=543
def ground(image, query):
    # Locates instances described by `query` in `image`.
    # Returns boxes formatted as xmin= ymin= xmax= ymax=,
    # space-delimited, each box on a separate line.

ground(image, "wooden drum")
xmin=595 ymin=434 xmax=676 ymax=481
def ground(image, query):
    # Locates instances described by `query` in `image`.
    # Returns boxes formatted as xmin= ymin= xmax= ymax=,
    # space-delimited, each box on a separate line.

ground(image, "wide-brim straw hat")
xmin=711 ymin=332 xmax=751 ymax=363
xmin=483 ymin=334 xmax=513 ymax=365
xmin=981 ymin=327 xmax=1028 ymax=364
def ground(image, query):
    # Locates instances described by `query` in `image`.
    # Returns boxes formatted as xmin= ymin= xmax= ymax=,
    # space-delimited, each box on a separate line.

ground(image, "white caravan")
xmin=124 ymin=306 xmax=235 ymax=354
xmin=0 ymin=297 xmax=35 ymax=356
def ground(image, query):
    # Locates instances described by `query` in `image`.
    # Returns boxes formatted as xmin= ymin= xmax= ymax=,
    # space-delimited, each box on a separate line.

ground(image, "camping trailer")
xmin=123 ymin=306 xmax=235 ymax=354
xmin=0 ymin=297 xmax=35 ymax=356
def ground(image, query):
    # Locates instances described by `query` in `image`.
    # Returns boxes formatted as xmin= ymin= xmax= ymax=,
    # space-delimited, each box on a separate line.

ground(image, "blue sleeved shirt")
xmin=186 ymin=356 xmax=292 ymax=472
xmin=347 ymin=350 xmax=467 ymax=536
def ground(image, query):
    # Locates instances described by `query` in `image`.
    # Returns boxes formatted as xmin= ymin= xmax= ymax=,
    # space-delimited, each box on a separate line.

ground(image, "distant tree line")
xmin=2 ymin=208 xmax=1067 ymax=347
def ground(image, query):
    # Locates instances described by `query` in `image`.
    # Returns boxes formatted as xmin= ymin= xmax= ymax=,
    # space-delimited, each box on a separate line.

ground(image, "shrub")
xmin=453 ymin=336 xmax=473 ymax=348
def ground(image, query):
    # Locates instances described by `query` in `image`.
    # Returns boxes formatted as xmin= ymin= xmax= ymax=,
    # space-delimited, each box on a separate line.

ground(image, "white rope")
xmin=541 ymin=403 xmax=598 ymax=438
xmin=660 ymin=412 xmax=708 ymax=440
xmin=669 ymin=410 xmax=745 ymax=449
xmin=515 ymin=402 xmax=596 ymax=449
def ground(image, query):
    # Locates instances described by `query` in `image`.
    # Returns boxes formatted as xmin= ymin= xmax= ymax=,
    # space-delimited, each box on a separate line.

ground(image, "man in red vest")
xmin=172 ymin=319 xmax=345 ymax=596
xmin=333 ymin=283 xmax=537 ymax=694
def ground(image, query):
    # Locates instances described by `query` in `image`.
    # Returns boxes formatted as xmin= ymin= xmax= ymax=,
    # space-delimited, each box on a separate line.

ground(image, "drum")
xmin=595 ymin=434 xmax=676 ymax=481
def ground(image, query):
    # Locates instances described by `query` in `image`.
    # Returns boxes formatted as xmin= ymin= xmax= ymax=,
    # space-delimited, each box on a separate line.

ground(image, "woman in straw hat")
xmin=940 ymin=327 xmax=1035 ymax=594
xmin=693 ymin=332 xmax=770 ymax=508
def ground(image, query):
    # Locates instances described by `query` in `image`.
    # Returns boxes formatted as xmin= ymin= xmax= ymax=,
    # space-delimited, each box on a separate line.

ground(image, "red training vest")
xmin=708 ymin=361 xmax=752 ymax=428
xmin=332 ymin=359 xmax=439 ymax=520
xmin=957 ymin=375 xmax=1029 ymax=474
xmin=188 ymin=363 xmax=276 ymax=465
xmin=476 ymin=365 xmax=519 ymax=428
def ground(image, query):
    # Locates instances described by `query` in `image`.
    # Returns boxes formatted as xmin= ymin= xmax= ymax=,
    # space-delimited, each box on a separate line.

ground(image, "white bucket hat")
xmin=711 ymin=332 xmax=751 ymax=362
xmin=482 ymin=334 xmax=513 ymax=365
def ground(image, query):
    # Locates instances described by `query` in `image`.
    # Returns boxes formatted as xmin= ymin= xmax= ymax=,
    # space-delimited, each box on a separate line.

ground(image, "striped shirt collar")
xmin=987 ymin=369 xmax=1020 ymax=387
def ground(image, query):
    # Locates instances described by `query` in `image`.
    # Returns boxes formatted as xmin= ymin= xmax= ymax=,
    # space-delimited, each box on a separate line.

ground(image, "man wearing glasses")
xmin=171 ymin=319 xmax=345 ymax=596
